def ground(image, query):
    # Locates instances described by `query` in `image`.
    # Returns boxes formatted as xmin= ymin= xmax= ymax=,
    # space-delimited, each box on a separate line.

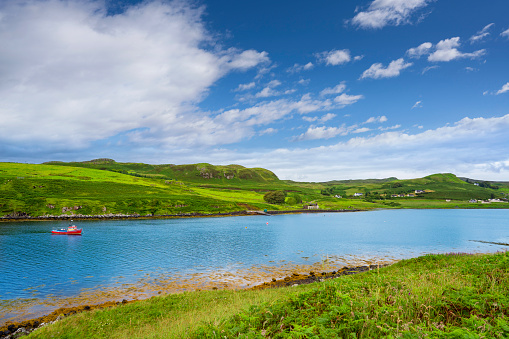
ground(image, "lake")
xmin=1 ymin=209 xmax=508 ymax=324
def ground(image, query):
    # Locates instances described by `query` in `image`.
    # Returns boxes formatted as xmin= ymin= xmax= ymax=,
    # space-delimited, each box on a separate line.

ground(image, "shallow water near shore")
xmin=1 ymin=209 xmax=508 ymax=325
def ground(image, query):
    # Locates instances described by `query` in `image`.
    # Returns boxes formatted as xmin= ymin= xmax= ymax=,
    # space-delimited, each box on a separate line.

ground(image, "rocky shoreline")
xmin=0 ymin=208 xmax=361 ymax=222
xmin=0 ymin=262 xmax=386 ymax=338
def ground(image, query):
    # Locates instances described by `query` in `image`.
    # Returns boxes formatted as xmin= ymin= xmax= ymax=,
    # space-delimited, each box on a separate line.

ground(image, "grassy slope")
xmin=0 ymin=163 xmax=280 ymax=217
xmin=25 ymin=251 xmax=509 ymax=338
xmin=1 ymin=161 xmax=507 ymax=218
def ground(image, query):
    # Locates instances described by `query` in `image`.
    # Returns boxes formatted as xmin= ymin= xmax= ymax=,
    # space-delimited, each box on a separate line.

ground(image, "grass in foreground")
xmin=25 ymin=251 xmax=509 ymax=338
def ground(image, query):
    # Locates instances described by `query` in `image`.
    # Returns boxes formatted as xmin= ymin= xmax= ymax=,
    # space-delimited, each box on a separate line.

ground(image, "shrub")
xmin=263 ymin=191 xmax=286 ymax=204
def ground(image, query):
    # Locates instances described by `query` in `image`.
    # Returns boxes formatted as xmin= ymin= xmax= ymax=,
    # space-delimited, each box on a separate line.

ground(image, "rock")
xmin=11 ymin=327 xmax=29 ymax=338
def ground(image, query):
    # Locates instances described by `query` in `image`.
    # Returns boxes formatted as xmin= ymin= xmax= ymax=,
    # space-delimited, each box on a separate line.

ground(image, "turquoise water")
xmin=1 ymin=209 xmax=508 ymax=321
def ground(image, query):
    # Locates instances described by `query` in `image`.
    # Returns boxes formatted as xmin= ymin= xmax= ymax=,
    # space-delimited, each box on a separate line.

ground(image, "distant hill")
xmin=321 ymin=177 xmax=398 ymax=185
xmin=44 ymin=159 xmax=280 ymax=185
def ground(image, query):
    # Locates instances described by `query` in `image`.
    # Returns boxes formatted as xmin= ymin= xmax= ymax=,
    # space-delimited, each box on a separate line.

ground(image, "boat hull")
xmin=51 ymin=229 xmax=82 ymax=235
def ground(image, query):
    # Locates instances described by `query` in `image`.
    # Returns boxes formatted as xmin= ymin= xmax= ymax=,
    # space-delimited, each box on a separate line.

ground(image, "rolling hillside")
xmin=0 ymin=160 xmax=507 ymax=218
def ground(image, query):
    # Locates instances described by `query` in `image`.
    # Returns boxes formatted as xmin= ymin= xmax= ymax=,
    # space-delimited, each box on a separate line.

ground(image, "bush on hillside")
xmin=264 ymin=191 xmax=286 ymax=204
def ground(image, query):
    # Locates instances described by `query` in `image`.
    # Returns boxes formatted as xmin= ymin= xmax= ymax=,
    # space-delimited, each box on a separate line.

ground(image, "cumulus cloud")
xmin=428 ymin=37 xmax=485 ymax=62
xmin=0 ymin=0 xmax=270 ymax=152
xmin=303 ymin=113 xmax=337 ymax=123
xmin=496 ymin=82 xmax=509 ymax=95
xmin=287 ymin=62 xmax=314 ymax=73
xmin=320 ymin=113 xmax=337 ymax=122
xmin=470 ymin=23 xmax=494 ymax=43
xmin=317 ymin=49 xmax=352 ymax=66
xmin=320 ymin=82 xmax=347 ymax=96
xmin=406 ymin=42 xmax=432 ymax=58
xmin=334 ymin=93 xmax=364 ymax=106
xmin=364 ymin=116 xmax=388 ymax=123
xmin=361 ymin=58 xmax=412 ymax=79
xmin=379 ymin=124 xmax=401 ymax=131
xmin=502 ymin=28 xmax=509 ymax=38
xmin=294 ymin=125 xmax=349 ymax=141
xmin=351 ymin=0 xmax=431 ymax=29
xmin=235 ymin=82 xmax=256 ymax=91
xmin=262 ymin=114 xmax=509 ymax=181
xmin=259 ymin=128 xmax=277 ymax=135
xmin=255 ymin=80 xmax=282 ymax=98
xmin=352 ymin=127 xmax=371 ymax=134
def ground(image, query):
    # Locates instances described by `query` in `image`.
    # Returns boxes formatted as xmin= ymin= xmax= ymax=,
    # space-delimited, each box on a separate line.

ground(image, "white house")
xmin=353 ymin=193 xmax=363 ymax=197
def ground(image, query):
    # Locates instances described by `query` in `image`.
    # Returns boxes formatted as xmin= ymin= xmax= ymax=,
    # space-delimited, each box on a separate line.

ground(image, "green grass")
xmin=23 ymin=251 xmax=509 ymax=338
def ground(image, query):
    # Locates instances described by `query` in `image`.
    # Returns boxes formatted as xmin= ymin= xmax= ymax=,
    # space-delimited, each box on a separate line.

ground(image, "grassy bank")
xmin=21 ymin=251 xmax=509 ymax=338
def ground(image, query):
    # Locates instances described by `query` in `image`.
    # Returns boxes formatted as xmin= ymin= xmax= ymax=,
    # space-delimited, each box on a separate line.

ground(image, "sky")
xmin=1 ymin=0 xmax=509 ymax=182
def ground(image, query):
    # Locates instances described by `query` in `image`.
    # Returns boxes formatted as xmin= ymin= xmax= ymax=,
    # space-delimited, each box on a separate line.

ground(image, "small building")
xmin=415 ymin=190 xmax=425 ymax=194
xmin=407 ymin=193 xmax=415 ymax=197
xmin=353 ymin=193 xmax=363 ymax=197
xmin=469 ymin=199 xmax=478 ymax=203
xmin=334 ymin=195 xmax=342 ymax=198
xmin=445 ymin=199 xmax=451 ymax=202
xmin=304 ymin=203 xmax=319 ymax=210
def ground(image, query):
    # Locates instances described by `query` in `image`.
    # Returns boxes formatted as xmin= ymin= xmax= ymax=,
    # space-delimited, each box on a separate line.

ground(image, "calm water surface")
xmin=1 ymin=209 xmax=508 ymax=322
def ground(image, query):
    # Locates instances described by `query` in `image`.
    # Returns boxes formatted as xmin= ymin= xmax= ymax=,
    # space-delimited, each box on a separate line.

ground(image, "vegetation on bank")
xmin=0 ymin=159 xmax=508 ymax=218
xmin=20 ymin=251 xmax=509 ymax=338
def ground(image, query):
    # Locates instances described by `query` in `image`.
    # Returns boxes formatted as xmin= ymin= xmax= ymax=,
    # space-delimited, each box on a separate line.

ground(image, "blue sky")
xmin=1 ymin=0 xmax=508 ymax=181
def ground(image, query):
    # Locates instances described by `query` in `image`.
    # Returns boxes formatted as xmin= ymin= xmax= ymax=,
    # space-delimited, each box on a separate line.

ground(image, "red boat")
xmin=52 ymin=223 xmax=82 ymax=235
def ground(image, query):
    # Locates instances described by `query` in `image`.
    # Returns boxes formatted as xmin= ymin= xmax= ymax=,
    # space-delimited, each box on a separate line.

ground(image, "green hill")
xmin=1 ymin=161 xmax=507 ymax=218
xmin=44 ymin=159 xmax=280 ymax=186
xmin=0 ymin=162 xmax=284 ymax=218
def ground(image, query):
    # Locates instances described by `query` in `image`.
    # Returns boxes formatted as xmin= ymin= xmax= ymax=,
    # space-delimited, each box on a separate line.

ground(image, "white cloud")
xmin=334 ymin=93 xmax=364 ymax=106
xmin=318 ymin=49 xmax=352 ymax=65
xmin=320 ymin=82 xmax=347 ymax=96
xmin=259 ymin=128 xmax=277 ymax=136
xmin=422 ymin=65 xmax=439 ymax=74
xmin=470 ymin=23 xmax=494 ymax=43
xmin=294 ymin=126 xmax=348 ymax=141
xmin=361 ymin=58 xmax=412 ymax=79
xmin=320 ymin=113 xmax=337 ymax=122
xmin=235 ymin=82 xmax=256 ymax=91
xmin=353 ymin=127 xmax=371 ymax=134
xmin=261 ymin=114 xmax=509 ymax=181
xmin=501 ymin=28 xmax=509 ymax=38
xmin=288 ymin=62 xmax=314 ymax=73
xmin=0 ymin=0 xmax=270 ymax=151
xmin=255 ymin=87 xmax=279 ymax=98
xmin=406 ymin=42 xmax=432 ymax=58
xmin=302 ymin=116 xmax=318 ymax=122
xmin=267 ymin=80 xmax=282 ymax=87
xmin=351 ymin=0 xmax=431 ymax=29
xmin=255 ymin=80 xmax=282 ymax=98
xmin=226 ymin=49 xmax=270 ymax=70
xmin=365 ymin=116 xmax=388 ymax=123
xmin=379 ymin=124 xmax=401 ymax=131
xmin=496 ymin=82 xmax=509 ymax=95
xmin=411 ymin=101 xmax=423 ymax=109
xmin=302 ymin=113 xmax=337 ymax=124
xmin=428 ymin=37 xmax=485 ymax=62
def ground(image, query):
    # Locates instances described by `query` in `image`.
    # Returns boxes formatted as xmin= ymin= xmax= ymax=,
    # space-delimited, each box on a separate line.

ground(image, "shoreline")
xmin=0 ymin=262 xmax=389 ymax=337
xmin=0 ymin=208 xmax=362 ymax=222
